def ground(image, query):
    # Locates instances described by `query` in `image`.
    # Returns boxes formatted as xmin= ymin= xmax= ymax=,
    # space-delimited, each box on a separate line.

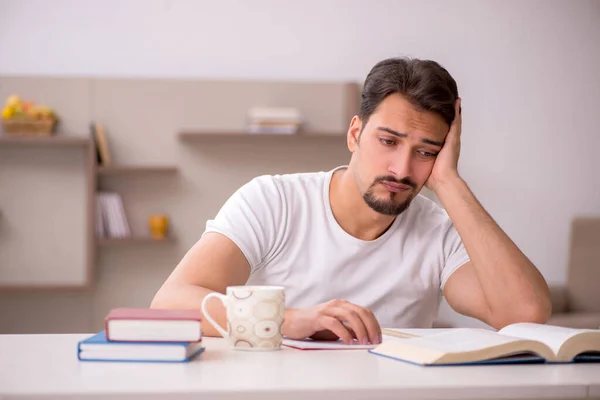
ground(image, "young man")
xmin=151 ymin=57 xmax=551 ymax=345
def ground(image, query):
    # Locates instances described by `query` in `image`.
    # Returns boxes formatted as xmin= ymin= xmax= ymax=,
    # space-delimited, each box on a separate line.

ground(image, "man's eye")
xmin=418 ymin=150 xmax=437 ymax=158
xmin=380 ymin=138 xmax=395 ymax=146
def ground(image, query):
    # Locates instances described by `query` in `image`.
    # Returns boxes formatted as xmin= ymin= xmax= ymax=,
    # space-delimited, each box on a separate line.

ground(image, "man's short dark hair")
xmin=358 ymin=57 xmax=459 ymax=128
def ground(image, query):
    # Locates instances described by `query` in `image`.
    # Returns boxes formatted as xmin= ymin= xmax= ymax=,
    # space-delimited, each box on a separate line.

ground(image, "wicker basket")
xmin=2 ymin=118 xmax=57 ymax=137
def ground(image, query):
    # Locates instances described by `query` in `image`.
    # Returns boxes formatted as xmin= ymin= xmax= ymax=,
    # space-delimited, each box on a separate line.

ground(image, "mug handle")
xmin=201 ymin=292 xmax=229 ymax=339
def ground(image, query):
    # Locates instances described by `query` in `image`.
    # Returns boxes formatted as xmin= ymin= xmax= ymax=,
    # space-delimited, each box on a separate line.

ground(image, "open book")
xmin=371 ymin=323 xmax=600 ymax=366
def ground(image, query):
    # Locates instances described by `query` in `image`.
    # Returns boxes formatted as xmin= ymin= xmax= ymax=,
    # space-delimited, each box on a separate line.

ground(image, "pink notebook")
xmin=282 ymin=338 xmax=377 ymax=350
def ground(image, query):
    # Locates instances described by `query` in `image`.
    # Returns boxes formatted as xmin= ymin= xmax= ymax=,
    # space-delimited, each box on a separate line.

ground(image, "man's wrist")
xmin=431 ymin=173 xmax=468 ymax=210
xmin=432 ymin=172 xmax=464 ymax=195
xmin=282 ymin=308 xmax=297 ymax=337
xmin=433 ymin=173 xmax=472 ymax=217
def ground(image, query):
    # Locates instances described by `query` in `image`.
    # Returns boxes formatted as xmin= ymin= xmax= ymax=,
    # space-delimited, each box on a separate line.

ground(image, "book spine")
xmin=94 ymin=195 xmax=104 ymax=238
xmin=114 ymin=196 xmax=125 ymax=238
xmin=103 ymin=194 xmax=120 ymax=238
xmin=113 ymin=193 xmax=131 ymax=238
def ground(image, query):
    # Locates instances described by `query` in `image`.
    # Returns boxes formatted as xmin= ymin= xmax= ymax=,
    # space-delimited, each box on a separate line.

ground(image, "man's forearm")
xmin=150 ymin=283 xmax=227 ymax=337
xmin=435 ymin=176 xmax=551 ymax=325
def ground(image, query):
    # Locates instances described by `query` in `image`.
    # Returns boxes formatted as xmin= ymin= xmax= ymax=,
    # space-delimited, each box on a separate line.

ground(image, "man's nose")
xmin=388 ymin=148 xmax=413 ymax=179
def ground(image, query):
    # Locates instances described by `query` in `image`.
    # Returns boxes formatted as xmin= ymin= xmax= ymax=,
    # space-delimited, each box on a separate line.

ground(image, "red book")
xmin=104 ymin=308 xmax=203 ymax=342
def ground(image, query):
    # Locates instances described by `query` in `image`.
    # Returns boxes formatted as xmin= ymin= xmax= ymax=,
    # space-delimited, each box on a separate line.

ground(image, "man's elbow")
xmin=149 ymin=292 xmax=165 ymax=309
xmin=492 ymin=297 xmax=552 ymax=329
xmin=524 ymin=288 xmax=553 ymax=324
xmin=149 ymin=284 xmax=175 ymax=309
xmin=518 ymin=301 xmax=552 ymax=324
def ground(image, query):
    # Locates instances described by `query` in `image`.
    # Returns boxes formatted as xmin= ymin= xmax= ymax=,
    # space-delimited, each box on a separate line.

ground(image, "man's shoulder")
xmin=249 ymin=169 xmax=330 ymax=195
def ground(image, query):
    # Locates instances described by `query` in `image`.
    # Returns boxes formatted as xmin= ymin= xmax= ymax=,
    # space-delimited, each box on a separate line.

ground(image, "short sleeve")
xmin=439 ymin=222 xmax=471 ymax=290
xmin=202 ymin=176 xmax=285 ymax=273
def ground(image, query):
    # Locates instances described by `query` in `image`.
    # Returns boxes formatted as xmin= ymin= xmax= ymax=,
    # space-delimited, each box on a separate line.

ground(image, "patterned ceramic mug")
xmin=201 ymin=286 xmax=285 ymax=351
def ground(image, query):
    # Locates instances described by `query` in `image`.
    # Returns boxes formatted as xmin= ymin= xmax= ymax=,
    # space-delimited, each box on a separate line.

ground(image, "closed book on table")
xmin=105 ymin=308 xmax=203 ymax=342
xmin=77 ymin=331 xmax=205 ymax=363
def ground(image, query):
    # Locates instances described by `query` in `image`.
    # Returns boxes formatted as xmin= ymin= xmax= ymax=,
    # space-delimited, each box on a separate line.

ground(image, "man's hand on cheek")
xmin=426 ymin=98 xmax=462 ymax=192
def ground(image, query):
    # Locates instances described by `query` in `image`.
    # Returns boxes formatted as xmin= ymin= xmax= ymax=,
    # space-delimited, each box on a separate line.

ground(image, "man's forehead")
xmin=368 ymin=113 xmax=447 ymax=142
xmin=371 ymin=96 xmax=448 ymax=136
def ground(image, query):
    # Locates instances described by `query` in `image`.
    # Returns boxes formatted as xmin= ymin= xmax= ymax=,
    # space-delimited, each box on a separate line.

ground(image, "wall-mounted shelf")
xmin=1 ymin=80 xmax=358 ymax=293
xmin=95 ymin=166 xmax=177 ymax=249
xmin=178 ymin=131 xmax=345 ymax=141
xmin=0 ymin=136 xmax=90 ymax=147
xmin=97 ymin=237 xmax=175 ymax=247
xmin=96 ymin=165 xmax=178 ymax=175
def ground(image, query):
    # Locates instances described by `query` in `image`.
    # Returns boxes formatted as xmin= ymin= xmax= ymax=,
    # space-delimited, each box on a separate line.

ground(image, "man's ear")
xmin=347 ymin=116 xmax=362 ymax=153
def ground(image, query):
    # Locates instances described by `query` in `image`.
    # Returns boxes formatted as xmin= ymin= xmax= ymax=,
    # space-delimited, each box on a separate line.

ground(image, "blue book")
xmin=371 ymin=324 xmax=600 ymax=366
xmin=77 ymin=331 xmax=205 ymax=363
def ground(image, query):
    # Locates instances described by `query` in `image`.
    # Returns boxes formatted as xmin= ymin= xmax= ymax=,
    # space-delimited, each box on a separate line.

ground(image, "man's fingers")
xmin=319 ymin=316 xmax=354 ymax=345
xmin=328 ymin=307 xmax=369 ymax=344
xmin=342 ymin=303 xmax=381 ymax=344
xmin=453 ymin=98 xmax=462 ymax=135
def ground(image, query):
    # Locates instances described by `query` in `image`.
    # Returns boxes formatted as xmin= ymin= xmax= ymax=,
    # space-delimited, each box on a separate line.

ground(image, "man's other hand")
xmin=283 ymin=299 xmax=382 ymax=345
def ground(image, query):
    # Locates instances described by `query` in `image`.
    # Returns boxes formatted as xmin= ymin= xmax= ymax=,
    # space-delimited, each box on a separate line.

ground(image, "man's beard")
xmin=362 ymin=176 xmax=417 ymax=216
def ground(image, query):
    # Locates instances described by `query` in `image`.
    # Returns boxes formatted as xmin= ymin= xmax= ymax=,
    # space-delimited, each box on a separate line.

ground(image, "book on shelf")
xmin=370 ymin=323 xmax=600 ymax=366
xmin=105 ymin=308 xmax=203 ymax=342
xmin=95 ymin=192 xmax=131 ymax=239
xmin=247 ymin=107 xmax=302 ymax=122
xmin=77 ymin=331 xmax=204 ymax=363
xmin=90 ymin=122 xmax=112 ymax=165
xmin=245 ymin=107 xmax=302 ymax=135
xmin=246 ymin=124 xmax=300 ymax=135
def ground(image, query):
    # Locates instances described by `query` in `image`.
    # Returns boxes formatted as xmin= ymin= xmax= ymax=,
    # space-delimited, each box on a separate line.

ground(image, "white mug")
xmin=201 ymin=286 xmax=285 ymax=351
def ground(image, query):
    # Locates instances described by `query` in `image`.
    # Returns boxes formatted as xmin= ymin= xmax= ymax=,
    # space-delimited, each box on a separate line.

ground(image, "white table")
xmin=1 ymin=334 xmax=599 ymax=400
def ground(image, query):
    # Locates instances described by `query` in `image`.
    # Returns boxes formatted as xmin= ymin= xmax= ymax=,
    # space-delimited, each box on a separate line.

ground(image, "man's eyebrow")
xmin=421 ymin=138 xmax=444 ymax=147
xmin=377 ymin=126 xmax=444 ymax=147
xmin=378 ymin=126 xmax=407 ymax=138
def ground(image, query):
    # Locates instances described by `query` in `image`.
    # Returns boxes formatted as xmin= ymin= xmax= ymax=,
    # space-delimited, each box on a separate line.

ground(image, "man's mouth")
xmin=381 ymin=181 xmax=411 ymax=193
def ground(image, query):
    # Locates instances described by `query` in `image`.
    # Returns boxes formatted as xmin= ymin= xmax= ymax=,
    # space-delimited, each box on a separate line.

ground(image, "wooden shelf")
xmin=97 ymin=237 xmax=175 ymax=246
xmin=96 ymin=165 xmax=178 ymax=175
xmin=178 ymin=131 xmax=345 ymax=140
xmin=0 ymin=135 xmax=90 ymax=147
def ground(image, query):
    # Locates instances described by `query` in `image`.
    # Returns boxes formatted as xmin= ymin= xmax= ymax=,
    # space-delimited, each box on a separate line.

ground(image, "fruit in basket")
xmin=2 ymin=94 xmax=58 ymax=136
xmin=2 ymin=94 xmax=57 ymax=121
xmin=28 ymin=106 xmax=42 ymax=119
xmin=5 ymin=95 xmax=21 ymax=109
xmin=1 ymin=106 xmax=14 ymax=119
xmin=10 ymin=103 xmax=25 ymax=118
xmin=39 ymin=106 xmax=53 ymax=118
xmin=29 ymin=105 xmax=53 ymax=120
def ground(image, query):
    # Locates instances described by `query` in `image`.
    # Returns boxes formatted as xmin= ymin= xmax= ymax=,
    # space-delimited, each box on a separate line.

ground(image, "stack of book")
xmin=77 ymin=308 xmax=205 ymax=362
xmin=95 ymin=192 xmax=131 ymax=239
xmin=245 ymin=107 xmax=303 ymax=134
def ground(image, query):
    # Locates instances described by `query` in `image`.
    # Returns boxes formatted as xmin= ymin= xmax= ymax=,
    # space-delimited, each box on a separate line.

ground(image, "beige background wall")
xmin=1 ymin=0 xmax=599 ymax=332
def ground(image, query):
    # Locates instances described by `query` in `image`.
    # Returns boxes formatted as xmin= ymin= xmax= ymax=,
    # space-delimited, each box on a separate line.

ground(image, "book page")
xmin=382 ymin=328 xmax=453 ymax=339
xmin=499 ymin=323 xmax=596 ymax=356
xmin=371 ymin=328 xmax=556 ymax=365
xmin=392 ymin=328 xmax=528 ymax=353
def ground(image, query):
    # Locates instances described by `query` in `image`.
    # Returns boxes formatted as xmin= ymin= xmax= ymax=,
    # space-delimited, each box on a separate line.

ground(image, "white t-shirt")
xmin=203 ymin=166 xmax=470 ymax=328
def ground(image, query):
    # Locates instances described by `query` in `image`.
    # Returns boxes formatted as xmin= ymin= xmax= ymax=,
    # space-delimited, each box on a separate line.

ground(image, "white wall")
xmin=1 ymin=0 xmax=599 ymax=329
